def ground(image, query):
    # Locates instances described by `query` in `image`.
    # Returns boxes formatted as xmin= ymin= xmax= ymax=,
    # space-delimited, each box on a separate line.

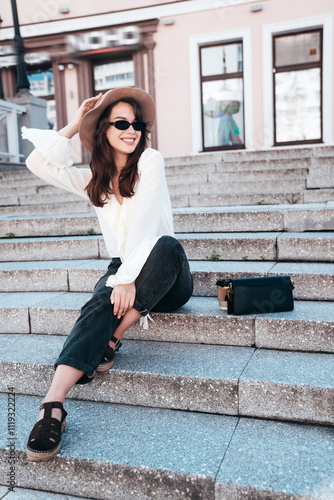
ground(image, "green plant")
xmin=257 ymin=199 xmax=265 ymax=205
xmin=4 ymin=232 xmax=15 ymax=239
xmin=261 ymin=256 xmax=266 ymax=261
xmin=242 ymin=256 xmax=249 ymax=261
xmin=286 ymin=194 xmax=300 ymax=205
xmin=87 ymin=228 xmax=96 ymax=236
xmin=210 ymin=249 xmax=221 ymax=261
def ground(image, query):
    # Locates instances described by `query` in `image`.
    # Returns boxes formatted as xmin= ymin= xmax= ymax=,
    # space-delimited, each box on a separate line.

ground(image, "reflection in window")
xmin=27 ymin=68 xmax=56 ymax=129
xmin=200 ymin=41 xmax=244 ymax=151
xmin=201 ymin=43 xmax=242 ymax=76
xmin=275 ymin=32 xmax=321 ymax=67
xmin=273 ymin=29 xmax=322 ymax=145
xmin=275 ymin=69 xmax=321 ymax=143
xmin=202 ymin=79 xmax=244 ymax=148
xmin=94 ymin=60 xmax=134 ymax=92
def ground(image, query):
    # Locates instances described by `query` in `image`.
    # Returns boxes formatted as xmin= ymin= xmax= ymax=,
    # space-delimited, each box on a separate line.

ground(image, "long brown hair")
xmin=85 ymin=97 xmax=148 ymax=207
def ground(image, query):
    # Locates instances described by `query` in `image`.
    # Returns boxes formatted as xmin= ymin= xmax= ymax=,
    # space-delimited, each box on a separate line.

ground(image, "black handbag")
xmin=223 ymin=276 xmax=295 ymax=315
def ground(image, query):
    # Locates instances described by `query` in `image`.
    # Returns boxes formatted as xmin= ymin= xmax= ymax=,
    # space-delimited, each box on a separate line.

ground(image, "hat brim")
xmin=78 ymin=87 xmax=156 ymax=153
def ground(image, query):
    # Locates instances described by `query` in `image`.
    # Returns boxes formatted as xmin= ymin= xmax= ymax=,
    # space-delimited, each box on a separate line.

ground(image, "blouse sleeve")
xmin=22 ymin=127 xmax=91 ymax=199
xmin=106 ymin=148 xmax=169 ymax=287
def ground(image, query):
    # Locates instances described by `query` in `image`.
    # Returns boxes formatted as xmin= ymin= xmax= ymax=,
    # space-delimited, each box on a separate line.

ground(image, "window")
xmin=93 ymin=60 xmax=134 ymax=93
xmin=27 ymin=68 xmax=56 ymax=129
xmin=273 ymin=29 xmax=322 ymax=145
xmin=199 ymin=41 xmax=244 ymax=151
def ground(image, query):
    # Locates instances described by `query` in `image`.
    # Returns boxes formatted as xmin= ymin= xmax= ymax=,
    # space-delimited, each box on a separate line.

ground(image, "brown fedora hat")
xmin=79 ymin=87 xmax=156 ymax=152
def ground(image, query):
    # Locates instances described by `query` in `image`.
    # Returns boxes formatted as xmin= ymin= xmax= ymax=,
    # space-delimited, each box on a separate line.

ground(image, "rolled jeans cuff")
xmin=133 ymin=298 xmax=148 ymax=316
xmin=54 ymin=355 xmax=96 ymax=379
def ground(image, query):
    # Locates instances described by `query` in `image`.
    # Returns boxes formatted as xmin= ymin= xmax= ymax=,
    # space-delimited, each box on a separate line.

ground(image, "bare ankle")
xmin=43 ymin=392 xmax=65 ymax=405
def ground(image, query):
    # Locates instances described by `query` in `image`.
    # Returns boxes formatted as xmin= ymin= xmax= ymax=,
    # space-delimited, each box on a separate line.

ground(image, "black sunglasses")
xmin=109 ymin=120 xmax=146 ymax=132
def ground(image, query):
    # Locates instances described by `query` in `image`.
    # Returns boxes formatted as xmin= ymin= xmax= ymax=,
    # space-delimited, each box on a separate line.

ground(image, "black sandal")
xmin=96 ymin=335 xmax=122 ymax=373
xmin=26 ymin=401 xmax=67 ymax=462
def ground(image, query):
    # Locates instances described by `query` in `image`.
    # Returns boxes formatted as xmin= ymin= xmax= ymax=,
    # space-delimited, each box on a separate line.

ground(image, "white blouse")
xmin=22 ymin=127 xmax=175 ymax=289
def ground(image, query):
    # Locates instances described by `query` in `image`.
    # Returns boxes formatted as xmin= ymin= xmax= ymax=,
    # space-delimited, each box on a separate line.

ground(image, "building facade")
xmin=0 ymin=0 xmax=333 ymax=161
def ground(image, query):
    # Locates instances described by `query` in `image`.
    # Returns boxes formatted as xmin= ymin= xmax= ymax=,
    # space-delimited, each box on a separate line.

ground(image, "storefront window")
xmin=94 ymin=60 xmax=134 ymax=93
xmin=273 ymin=30 xmax=322 ymax=145
xmin=27 ymin=68 xmax=56 ymax=129
xmin=200 ymin=42 xmax=244 ymax=151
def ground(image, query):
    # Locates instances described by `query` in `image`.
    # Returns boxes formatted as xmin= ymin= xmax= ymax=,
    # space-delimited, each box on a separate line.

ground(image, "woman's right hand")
xmin=71 ymin=93 xmax=102 ymax=130
xmin=59 ymin=93 xmax=102 ymax=139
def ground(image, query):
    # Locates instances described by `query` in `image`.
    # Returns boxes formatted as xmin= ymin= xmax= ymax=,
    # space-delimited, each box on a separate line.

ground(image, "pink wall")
xmin=2 ymin=0 xmax=182 ymax=27
xmin=2 ymin=0 xmax=333 ymax=157
xmin=153 ymin=0 xmax=334 ymax=156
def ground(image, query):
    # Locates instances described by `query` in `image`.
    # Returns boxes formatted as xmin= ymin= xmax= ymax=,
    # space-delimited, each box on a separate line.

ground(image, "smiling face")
xmin=105 ymin=101 xmax=141 ymax=162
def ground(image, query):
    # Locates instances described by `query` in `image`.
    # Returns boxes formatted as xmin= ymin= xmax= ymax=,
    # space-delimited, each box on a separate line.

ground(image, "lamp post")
xmin=10 ymin=0 xmax=30 ymax=94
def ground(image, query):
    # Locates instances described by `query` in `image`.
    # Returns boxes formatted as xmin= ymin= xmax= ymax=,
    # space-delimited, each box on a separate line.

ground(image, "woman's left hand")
xmin=111 ymin=282 xmax=136 ymax=319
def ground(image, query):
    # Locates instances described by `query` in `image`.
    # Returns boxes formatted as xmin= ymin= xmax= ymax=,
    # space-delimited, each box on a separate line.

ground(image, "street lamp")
xmin=10 ymin=0 xmax=30 ymax=94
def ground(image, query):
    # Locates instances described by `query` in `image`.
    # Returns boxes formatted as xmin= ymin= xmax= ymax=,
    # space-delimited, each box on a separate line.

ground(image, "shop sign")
xmin=67 ymin=26 xmax=140 ymax=53
xmin=0 ymin=46 xmax=51 ymax=68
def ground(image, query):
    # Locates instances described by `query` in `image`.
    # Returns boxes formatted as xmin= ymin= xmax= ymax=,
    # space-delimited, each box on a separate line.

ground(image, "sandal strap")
xmin=40 ymin=401 xmax=67 ymax=421
xmin=103 ymin=344 xmax=115 ymax=360
xmin=110 ymin=335 xmax=122 ymax=351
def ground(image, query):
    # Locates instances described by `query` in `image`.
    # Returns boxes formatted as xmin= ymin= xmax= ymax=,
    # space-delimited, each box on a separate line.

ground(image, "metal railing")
xmin=0 ymin=99 xmax=26 ymax=163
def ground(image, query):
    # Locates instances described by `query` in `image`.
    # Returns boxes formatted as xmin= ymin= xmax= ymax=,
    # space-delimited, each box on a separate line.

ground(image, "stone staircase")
xmin=0 ymin=148 xmax=334 ymax=499
xmin=165 ymin=145 xmax=334 ymax=207
xmin=1 ymin=145 xmax=334 ymax=213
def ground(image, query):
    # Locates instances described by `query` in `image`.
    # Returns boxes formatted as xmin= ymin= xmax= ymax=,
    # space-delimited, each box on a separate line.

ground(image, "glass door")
xmin=273 ymin=29 xmax=323 ymax=145
xmin=199 ymin=41 xmax=245 ymax=151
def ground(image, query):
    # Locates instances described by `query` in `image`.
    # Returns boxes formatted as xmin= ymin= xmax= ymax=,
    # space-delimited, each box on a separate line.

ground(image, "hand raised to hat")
xmin=58 ymin=93 xmax=102 ymax=139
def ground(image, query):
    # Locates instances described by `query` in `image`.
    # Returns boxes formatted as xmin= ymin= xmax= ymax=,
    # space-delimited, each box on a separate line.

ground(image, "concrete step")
xmin=307 ymin=162 xmax=334 ymax=189
xmin=1 ymin=394 xmax=333 ymax=500
xmin=1 ymin=204 xmax=333 ymax=238
xmin=4 ymin=192 xmax=85 ymax=207
xmin=1 ymin=232 xmax=333 ymax=262
xmin=308 ymin=175 xmax=334 ymax=189
xmin=184 ymin=189 xmax=334 ymax=207
xmin=1 ymin=334 xmax=334 ymax=425
xmin=0 ymin=169 xmax=33 ymax=180
xmin=216 ymin=158 xmax=312 ymax=172
xmin=164 ymin=152 xmax=222 ymax=167
xmin=0 ymin=184 xmax=65 ymax=196
xmin=222 ymin=145 xmax=334 ymax=162
xmin=208 ymin=167 xmax=308 ymax=182
xmin=165 ymin=168 xmax=308 ymax=184
xmin=165 ymin=158 xmax=312 ymax=180
xmin=168 ymin=179 xmax=306 ymax=197
xmin=0 ymin=201 xmax=93 ymax=217
xmin=182 ymin=191 xmax=305 ymax=208
xmin=173 ymin=204 xmax=334 ymax=233
xmin=1 ymin=259 xmax=334 ymax=302
xmin=0 ymin=166 xmax=85 ymax=181
xmin=304 ymin=188 xmax=334 ymax=203
xmin=0 ymin=177 xmax=53 ymax=189
xmin=164 ymin=148 xmax=316 ymax=169
xmin=0 ymin=486 xmax=92 ymax=500
xmin=0 ymin=194 xmax=18 ymax=207
xmin=178 ymin=232 xmax=334 ymax=263
xmin=0 ymin=334 xmax=251 ymax=416
xmin=1 ymin=293 xmax=333 ymax=354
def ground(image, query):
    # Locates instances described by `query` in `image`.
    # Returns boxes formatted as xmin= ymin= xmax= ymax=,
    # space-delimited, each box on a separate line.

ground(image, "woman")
xmin=22 ymin=87 xmax=193 ymax=462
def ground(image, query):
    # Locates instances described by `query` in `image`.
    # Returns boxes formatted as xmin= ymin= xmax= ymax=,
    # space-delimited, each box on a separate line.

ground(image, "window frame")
xmin=272 ymin=28 xmax=323 ymax=146
xmin=199 ymin=40 xmax=245 ymax=152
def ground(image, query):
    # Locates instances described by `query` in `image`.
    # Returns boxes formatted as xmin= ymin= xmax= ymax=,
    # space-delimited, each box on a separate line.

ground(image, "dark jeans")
xmin=54 ymin=236 xmax=193 ymax=384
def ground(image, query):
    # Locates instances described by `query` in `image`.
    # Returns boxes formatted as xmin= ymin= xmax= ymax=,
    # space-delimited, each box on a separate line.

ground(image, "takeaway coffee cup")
xmin=216 ymin=279 xmax=230 ymax=310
